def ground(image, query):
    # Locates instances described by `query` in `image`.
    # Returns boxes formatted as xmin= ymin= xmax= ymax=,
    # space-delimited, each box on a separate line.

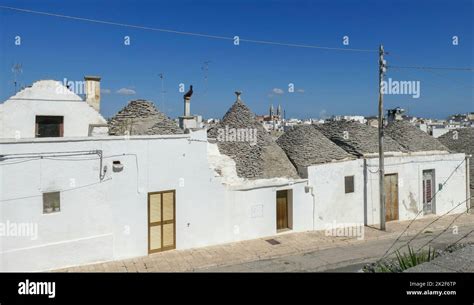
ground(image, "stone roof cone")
xmin=385 ymin=120 xmax=448 ymax=152
xmin=208 ymin=92 xmax=298 ymax=179
xmin=108 ymin=99 xmax=183 ymax=135
xmin=316 ymin=120 xmax=405 ymax=157
xmin=277 ymin=125 xmax=353 ymax=170
xmin=439 ymin=128 xmax=474 ymax=191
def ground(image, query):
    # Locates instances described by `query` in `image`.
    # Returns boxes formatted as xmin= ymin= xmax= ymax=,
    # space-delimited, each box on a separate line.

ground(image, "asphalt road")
xmin=197 ymin=224 xmax=474 ymax=272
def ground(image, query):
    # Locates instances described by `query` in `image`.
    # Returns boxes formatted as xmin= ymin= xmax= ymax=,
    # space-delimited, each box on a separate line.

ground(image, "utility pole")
xmin=378 ymin=44 xmax=387 ymax=230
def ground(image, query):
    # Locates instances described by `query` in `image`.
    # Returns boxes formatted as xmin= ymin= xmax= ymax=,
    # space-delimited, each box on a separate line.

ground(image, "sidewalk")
xmin=56 ymin=212 xmax=474 ymax=272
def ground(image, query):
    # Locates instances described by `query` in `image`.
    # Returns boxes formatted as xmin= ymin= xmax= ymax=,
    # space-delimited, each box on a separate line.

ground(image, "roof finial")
xmin=235 ymin=91 xmax=242 ymax=101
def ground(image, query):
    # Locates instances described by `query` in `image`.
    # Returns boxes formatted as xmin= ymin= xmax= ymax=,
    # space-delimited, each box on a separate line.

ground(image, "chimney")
xmin=387 ymin=107 xmax=405 ymax=122
xmin=183 ymin=85 xmax=193 ymax=117
xmin=184 ymin=96 xmax=191 ymax=117
xmin=235 ymin=91 xmax=242 ymax=101
xmin=84 ymin=76 xmax=101 ymax=112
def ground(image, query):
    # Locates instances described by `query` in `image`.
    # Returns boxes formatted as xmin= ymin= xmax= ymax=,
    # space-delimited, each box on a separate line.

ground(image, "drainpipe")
xmin=363 ymin=158 xmax=368 ymax=226
xmin=466 ymin=154 xmax=471 ymax=213
xmin=305 ymin=183 xmax=316 ymax=231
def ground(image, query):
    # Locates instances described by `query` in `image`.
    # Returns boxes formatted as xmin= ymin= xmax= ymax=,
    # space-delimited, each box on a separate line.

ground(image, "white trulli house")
xmin=277 ymin=120 xmax=469 ymax=228
xmin=0 ymin=90 xmax=313 ymax=272
xmin=0 ymin=77 xmax=107 ymax=139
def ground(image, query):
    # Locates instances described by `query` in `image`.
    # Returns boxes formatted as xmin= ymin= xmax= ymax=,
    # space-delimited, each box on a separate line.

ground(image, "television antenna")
xmin=201 ymin=61 xmax=211 ymax=96
xmin=11 ymin=63 xmax=23 ymax=93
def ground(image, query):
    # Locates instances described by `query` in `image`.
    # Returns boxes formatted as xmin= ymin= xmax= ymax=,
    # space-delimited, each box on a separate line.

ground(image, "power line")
xmin=419 ymin=68 xmax=474 ymax=89
xmin=0 ymin=5 xmax=377 ymax=53
xmin=385 ymin=52 xmax=474 ymax=89
xmin=382 ymin=195 xmax=473 ymax=260
xmin=388 ymin=65 xmax=474 ymax=71
xmin=0 ymin=177 xmax=112 ymax=202
xmin=366 ymin=158 xmax=467 ymax=168
xmin=443 ymin=226 xmax=474 ymax=250
xmin=415 ymin=206 xmax=471 ymax=253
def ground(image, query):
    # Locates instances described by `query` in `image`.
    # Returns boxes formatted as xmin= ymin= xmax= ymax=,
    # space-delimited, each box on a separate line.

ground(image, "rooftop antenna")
xmin=201 ymin=61 xmax=211 ymax=96
xmin=11 ymin=63 xmax=23 ymax=93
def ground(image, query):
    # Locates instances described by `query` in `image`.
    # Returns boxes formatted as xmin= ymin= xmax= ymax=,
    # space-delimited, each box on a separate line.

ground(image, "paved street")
xmin=57 ymin=212 xmax=474 ymax=272
xmin=200 ymin=225 xmax=474 ymax=272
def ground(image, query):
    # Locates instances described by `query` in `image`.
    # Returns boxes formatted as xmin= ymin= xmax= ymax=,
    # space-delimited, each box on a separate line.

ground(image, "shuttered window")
xmin=345 ymin=176 xmax=355 ymax=193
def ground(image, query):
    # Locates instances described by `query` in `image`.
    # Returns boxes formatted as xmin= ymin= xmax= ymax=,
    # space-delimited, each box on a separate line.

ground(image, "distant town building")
xmin=256 ymin=103 xmax=285 ymax=131
xmin=328 ymin=115 xmax=367 ymax=124
xmin=387 ymin=107 xmax=405 ymax=122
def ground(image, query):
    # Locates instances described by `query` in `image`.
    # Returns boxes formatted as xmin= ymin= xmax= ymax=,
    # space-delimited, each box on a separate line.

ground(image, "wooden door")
xmin=384 ymin=174 xmax=399 ymax=221
xmin=276 ymin=190 xmax=289 ymax=230
xmin=148 ymin=190 xmax=176 ymax=254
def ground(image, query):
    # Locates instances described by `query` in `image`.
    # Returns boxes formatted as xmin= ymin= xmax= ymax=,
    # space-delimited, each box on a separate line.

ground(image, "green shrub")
xmin=395 ymin=245 xmax=436 ymax=271
xmin=365 ymin=245 xmax=436 ymax=273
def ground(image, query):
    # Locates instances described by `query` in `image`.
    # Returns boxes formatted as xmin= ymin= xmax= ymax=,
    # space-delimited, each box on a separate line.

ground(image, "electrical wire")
xmin=0 ymin=5 xmax=377 ymax=53
xmin=381 ymin=195 xmax=473 ymax=260
xmin=415 ymin=206 xmax=471 ymax=253
xmin=0 ymin=177 xmax=112 ymax=202
xmin=388 ymin=65 xmax=473 ymax=71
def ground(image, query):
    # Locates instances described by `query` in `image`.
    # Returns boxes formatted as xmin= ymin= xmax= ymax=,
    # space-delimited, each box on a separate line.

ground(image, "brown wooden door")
xmin=276 ymin=190 xmax=289 ymax=230
xmin=148 ymin=190 xmax=176 ymax=254
xmin=384 ymin=174 xmax=399 ymax=221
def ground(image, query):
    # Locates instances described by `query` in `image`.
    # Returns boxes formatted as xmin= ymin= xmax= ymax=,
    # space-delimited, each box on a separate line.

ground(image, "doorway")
xmin=384 ymin=174 xmax=399 ymax=221
xmin=276 ymin=190 xmax=290 ymax=231
xmin=148 ymin=190 xmax=176 ymax=254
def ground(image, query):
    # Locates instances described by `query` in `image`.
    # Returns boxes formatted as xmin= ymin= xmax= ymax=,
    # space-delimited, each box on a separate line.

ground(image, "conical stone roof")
xmin=315 ymin=120 xmax=405 ymax=156
xmin=108 ymin=100 xmax=183 ymax=135
xmin=208 ymin=97 xmax=298 ymax=179
xmin=438 ymin=128 xmax=474 ymax=190
xmin=277 ymin=125 xmax=353 ymax=169
xmin=385 ymin=120 xmax=448 ymax=152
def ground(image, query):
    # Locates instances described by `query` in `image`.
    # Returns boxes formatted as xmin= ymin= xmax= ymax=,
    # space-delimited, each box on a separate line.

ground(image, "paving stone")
xmin=57 ymin=213 xmax=474 ymax=272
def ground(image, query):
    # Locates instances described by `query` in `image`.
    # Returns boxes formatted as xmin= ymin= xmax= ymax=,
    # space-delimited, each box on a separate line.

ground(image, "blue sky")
xmin=0 ymin=0 xmax=472 ymax=119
